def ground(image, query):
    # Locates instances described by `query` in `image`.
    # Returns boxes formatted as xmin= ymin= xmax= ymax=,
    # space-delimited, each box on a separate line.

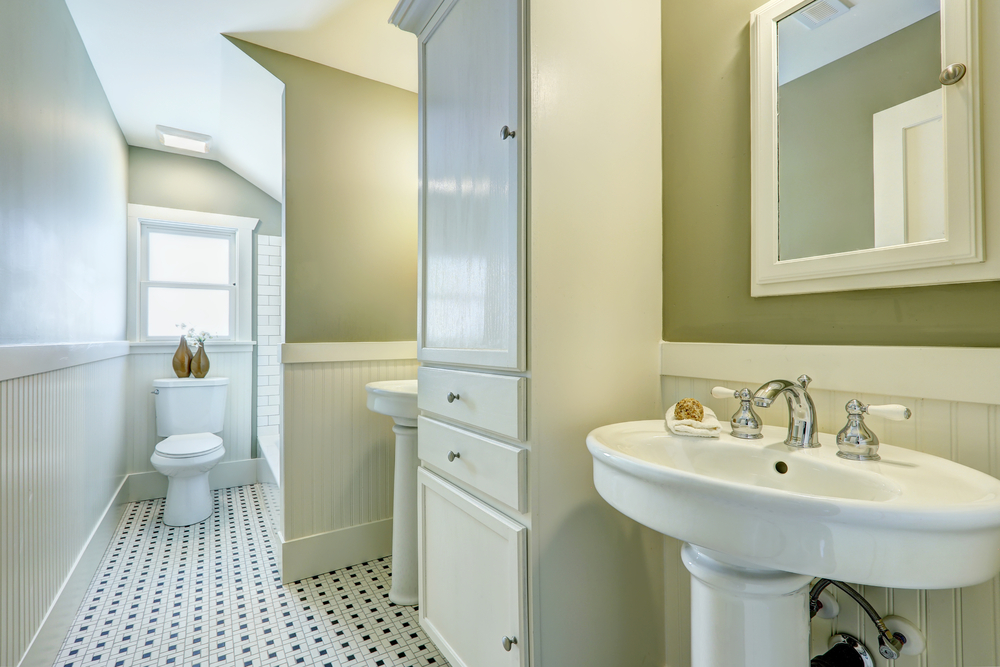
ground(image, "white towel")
xmin=666 ymin=403 xmax=723 ymax=438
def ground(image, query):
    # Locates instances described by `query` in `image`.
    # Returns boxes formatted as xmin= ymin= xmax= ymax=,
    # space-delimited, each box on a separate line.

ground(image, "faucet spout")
xmin=753 ymin=375 xmax=820 ymax=448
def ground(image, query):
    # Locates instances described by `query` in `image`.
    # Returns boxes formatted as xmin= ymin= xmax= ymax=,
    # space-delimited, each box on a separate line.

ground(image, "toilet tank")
xmin=153 ymin=377 xmax=229 ymax=436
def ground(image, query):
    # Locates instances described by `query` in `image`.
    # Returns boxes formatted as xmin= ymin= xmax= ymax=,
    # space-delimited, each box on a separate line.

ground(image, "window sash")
xmin=139 ymin=221 xmax=239 ymax=342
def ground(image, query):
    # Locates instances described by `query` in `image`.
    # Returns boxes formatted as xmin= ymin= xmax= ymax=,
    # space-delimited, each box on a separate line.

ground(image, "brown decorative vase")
xmin=172 ymin=336 xmax=192 ymax=378
xmin=191 ymin=344 xmax=210 ymax=378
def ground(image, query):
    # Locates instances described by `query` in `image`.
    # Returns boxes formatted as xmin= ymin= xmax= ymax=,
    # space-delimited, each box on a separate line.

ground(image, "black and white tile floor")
xmin=54 ymin=484 xmax=448 ymax=667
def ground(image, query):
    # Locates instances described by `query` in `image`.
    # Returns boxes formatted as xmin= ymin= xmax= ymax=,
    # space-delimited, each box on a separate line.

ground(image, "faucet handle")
xmin=836 ymin=399 xmax=912 ymax=461
xmin=713 ymin=386 xmax=763 ymax=439
xmin=797 ymin=374 xmax=812 ymax=389
xmin=866 ymin=403 xmax=912 ymax=421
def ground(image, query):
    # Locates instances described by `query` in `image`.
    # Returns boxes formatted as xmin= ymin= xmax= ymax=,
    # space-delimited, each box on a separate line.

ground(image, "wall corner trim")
xmin=0 ymin=341 xmax=130 ymax=382
xmin=281 ymin=341 xmax=418 ymax=364
xmin=661 ymin=340 xmax=1000 ymax=405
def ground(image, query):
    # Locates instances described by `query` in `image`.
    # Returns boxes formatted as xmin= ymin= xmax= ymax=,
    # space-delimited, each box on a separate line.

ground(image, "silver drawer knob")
xmin=500 ymin=125 xmax=516 ymax=140
xmin=502 ymin=635 xmax=517 ymax=651
xmin=447 ymin=392 xmax=460 ymax=403
xmin=447 ymin=451 xmax=461 ymax=462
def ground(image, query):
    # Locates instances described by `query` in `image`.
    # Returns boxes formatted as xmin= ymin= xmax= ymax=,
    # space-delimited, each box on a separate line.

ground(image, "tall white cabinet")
xmin=391 ymin=1 xmax=665 ymax=665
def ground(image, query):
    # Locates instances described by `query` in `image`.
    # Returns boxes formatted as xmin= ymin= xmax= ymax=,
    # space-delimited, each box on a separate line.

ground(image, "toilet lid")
xmin=155 ymin=433 xmax=224 ymax=459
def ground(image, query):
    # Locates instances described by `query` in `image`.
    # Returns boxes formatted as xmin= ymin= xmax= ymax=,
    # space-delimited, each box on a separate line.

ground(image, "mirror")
xmin=751 ymin=0 xmax=988 ymax=296
xmin=777 ymin=0 xmax=942 ymax=261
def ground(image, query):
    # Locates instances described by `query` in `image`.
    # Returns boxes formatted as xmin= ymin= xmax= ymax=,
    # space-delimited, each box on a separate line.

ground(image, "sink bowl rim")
xmin=587 ymin=420 xmax=1000 ymax=532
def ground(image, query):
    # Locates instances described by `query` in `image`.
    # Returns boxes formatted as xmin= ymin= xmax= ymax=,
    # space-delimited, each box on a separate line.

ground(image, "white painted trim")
xmin=128 ymin=459 xmax=259 ymax=503
xmin=126 ymin=204 xmax=258 ymax=342
xmin=280 ymin=341 xmax=418 ymax=364
xmin=280 ymin=519 xmax=393 ymax=583
xmin=660 ymin=341 xmax=1000 ymax=406
xmin=750 ymin=0 xmax=987 ymax=296
xmin=17 ymin=478 xmax=129 ymax=667
xmin=129 ymin=341 xmax=255 ymax=354
xmin=0 ymin=341 xmax=130 ymax=382
xmin=388 ymin=0 xmax=444 ymax=34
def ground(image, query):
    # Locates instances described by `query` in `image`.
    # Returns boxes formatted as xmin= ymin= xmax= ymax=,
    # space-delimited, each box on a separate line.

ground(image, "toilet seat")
xmin=155 ymin=433 xmax=224 ymax=459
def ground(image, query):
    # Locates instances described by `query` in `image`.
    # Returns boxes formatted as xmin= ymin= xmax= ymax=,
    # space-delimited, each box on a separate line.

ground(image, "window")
xmin=128 ymin=205 xmax=258 ymax=342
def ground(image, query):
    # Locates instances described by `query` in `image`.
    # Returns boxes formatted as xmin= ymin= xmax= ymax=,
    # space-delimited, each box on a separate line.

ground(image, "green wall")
xmin=662 ymin=0 xmax=1000 ymax=347
xmin=777 ymin=15 xmax=940 ymax=260
xmin=228 ymin=37 xmax=418 ymax=344
xmin=0 ymin=0 xmax=128 ymax=345
xmin=128 ymin=146 xmax=282 ymax=236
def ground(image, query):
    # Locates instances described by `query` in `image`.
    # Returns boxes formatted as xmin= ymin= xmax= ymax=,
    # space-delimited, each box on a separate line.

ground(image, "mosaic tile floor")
xmin=55 ymin=484 xmax=448 ymax=667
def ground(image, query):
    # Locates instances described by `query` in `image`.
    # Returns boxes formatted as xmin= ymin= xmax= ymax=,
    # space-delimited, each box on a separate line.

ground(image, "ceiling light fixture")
xmin=156 ymin=125 xmax=212 ymax=154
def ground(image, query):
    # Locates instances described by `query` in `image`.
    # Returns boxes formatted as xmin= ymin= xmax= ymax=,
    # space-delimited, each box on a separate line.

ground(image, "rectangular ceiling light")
xmin=156 ymin=125 xmax=212 ymax=154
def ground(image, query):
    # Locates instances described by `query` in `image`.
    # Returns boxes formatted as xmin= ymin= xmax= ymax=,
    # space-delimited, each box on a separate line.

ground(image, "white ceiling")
xmin=64 ymin=0 xmax=416 ymax=202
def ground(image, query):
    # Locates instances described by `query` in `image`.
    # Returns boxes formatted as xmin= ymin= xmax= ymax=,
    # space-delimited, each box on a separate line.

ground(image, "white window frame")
xmin=127 ymin=204 xmax=259 ymax=343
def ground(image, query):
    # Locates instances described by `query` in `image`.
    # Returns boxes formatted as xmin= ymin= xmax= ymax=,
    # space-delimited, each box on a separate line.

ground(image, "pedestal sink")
xmin=366 ymin=379 xmax=418 ymax=606
xmin=587 ymin=421 xmax=1000 ymax=667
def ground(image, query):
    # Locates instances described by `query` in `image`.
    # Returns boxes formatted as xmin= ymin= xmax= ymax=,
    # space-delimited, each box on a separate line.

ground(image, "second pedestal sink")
xmin=366 ymin=379 xmax=418 ymax=606
xmin=587 ymin=421 xmax=1000 ymax=666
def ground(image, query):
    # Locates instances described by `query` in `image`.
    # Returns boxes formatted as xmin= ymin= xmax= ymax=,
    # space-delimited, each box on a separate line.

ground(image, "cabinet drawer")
xmin=418 ymin=367 xmax=525 ymax=441
xmin=418 ymin=468 xmax=527 ymax=667
xmin=419 ymin=416 xmax=527 ymax=514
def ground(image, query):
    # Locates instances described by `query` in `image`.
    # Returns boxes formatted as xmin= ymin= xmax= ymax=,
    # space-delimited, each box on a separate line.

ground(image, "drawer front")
xmin=419 ymin=416 xmax=527 ymax=514
xmin=418 ymin=469 xmax=527 ymax=667
xmin=418 ymin=366 xmax=525 ymax=441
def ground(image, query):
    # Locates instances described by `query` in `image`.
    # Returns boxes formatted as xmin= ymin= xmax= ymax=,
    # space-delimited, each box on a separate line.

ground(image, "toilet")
xmin=149 ymin=377 xmax=229 ymax=526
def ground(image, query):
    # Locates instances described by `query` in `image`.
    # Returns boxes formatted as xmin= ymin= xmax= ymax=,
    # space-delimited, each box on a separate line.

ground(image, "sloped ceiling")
xmin=64 ymin=0 xmax=416 ymax=202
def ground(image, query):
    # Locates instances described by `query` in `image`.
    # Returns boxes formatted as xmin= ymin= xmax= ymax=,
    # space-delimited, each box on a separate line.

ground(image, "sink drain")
xmin=775 ymin=461 xmax=788 ymax=474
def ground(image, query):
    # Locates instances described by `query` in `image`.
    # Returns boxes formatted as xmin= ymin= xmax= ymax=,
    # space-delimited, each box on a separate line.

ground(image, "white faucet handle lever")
xmin=712 ymin=386 xmax=739 ymax=399
xmin=866 ymin=404 xmax=912 ymax=421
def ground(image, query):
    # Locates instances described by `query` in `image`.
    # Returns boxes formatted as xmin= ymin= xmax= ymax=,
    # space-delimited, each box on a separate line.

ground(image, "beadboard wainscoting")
xmin=660 ymin=342 xmax=1000 ymax=667
xmin=280 ymin=343 xmax=418 ymax=582
xmin=0 ymin=352 xmax=129 ymax=667
xmin=127 ymin=344 xmax=255 ymax=499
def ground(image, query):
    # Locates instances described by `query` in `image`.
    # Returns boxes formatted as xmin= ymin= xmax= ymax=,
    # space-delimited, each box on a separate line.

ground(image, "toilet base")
xmin=163 ymin=472 xmax=213 ymax=526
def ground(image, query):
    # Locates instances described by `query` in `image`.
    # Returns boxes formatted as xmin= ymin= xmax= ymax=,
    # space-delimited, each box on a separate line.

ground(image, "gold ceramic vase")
xmin=191 ymin=344 xmax=210 ymax=378
xmin=172 ymin=336 xmax=192 ymax=378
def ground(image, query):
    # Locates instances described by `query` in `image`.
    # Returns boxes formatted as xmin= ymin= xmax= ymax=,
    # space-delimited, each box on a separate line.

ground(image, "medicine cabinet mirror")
xmin=750 ymin=0 xmax=988 ymax=296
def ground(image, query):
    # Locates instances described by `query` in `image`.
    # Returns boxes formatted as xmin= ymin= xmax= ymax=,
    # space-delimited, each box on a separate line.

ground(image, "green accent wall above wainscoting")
xmin=227 ymin=37 xmax=418 ymax=344
xmin=662 ymin=0 xmax=1000 ymax=347
xmin=128 ymin=147 xmax=282 ymax=236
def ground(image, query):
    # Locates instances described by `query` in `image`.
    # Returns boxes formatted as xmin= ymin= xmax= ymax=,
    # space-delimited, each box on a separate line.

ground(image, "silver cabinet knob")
xmin=502 ymin=636 xmax=518 ymax=651
xmin=447 ymin=451 xmax=461 ymax=462
xmin=940 ymin=63 xmax=967 ymax=85
xmin=500 ymin=125 xmax=516 ymax=140
xmin=447 ymin=392 xmax=460 ymax=403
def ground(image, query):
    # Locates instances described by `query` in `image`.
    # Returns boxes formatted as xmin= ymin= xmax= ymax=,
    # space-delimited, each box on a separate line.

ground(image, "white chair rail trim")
xmin=661 ymin=341 xmax=1000 ymax=406
xmin=281 ymin=341 xmax=418 ymax=364
xmin=0 ymin=341 xmax=130 ymax=382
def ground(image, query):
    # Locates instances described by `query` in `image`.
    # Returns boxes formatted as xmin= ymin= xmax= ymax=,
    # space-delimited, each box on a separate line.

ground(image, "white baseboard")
xmin=18 ymin=478 xmax=130 ymax=667
xmin=128 ymin=459 xmax=259 ymax=502
xmin=281 ymin=519 xmax=393 ymax=584
xmin=660 ymin=341 xmax=1000 ymax=405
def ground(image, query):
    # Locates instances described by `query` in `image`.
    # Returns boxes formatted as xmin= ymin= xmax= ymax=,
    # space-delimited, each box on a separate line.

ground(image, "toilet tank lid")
xmin=153 ymin=377 xmax=229 ymax=387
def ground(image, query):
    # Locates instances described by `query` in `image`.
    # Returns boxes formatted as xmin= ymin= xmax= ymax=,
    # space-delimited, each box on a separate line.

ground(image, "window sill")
xmin=129 ymin=341 xmax=256 ymax=354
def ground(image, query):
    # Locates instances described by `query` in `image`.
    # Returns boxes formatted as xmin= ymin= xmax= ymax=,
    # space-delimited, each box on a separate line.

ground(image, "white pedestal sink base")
xmin=682 ymin=543 xmax=812 ymax=667
xmin=389 ymin=423 xmax=418 ymax=606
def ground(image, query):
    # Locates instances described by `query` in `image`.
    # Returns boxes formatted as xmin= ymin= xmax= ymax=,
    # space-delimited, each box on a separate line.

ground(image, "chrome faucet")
xmin=753 ymin=375 xmax=820 ymax=448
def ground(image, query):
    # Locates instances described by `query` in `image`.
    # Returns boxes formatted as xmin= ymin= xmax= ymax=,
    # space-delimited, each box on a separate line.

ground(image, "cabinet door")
xmin=418 ymin=468 xmax=527 ymax=667
xmin=418 ymin=0 xmax=524 ymax=370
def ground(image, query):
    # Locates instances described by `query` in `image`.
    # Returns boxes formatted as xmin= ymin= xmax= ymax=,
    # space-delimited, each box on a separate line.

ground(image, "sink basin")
xmin=365 ymin=379 xmax=418 ymax=427
xmin=587 ymin=421 xmax=1000 ymax=590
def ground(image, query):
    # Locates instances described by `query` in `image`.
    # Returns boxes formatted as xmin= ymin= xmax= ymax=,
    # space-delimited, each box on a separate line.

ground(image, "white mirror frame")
xmin=750 ymin=0 xmax=986 ymax=296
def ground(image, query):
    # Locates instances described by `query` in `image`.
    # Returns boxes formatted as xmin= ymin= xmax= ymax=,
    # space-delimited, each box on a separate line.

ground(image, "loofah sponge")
xmin=673 ymin=398 xmax=704 ymax=422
